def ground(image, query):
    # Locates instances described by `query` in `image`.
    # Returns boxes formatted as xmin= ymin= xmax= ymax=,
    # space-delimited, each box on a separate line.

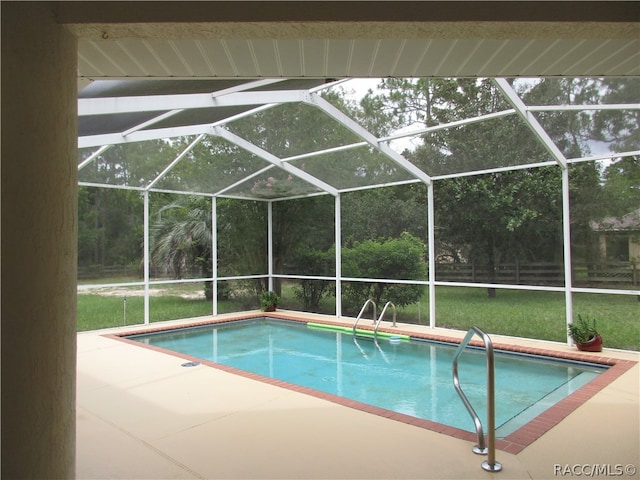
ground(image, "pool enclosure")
xmin=77 ymin=77 xmax=640 ymax=341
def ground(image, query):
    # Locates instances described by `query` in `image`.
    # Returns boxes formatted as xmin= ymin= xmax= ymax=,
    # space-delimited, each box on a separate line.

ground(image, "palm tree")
xmin=150 ymin=196 xmax=213 ymax=300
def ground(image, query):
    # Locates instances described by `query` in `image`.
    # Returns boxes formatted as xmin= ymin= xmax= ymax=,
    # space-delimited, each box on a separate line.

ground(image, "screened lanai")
xmin=8 ymin=4 xmax=640 ymax=479
xmin=77 ymin=76 xmax=640 ymax=346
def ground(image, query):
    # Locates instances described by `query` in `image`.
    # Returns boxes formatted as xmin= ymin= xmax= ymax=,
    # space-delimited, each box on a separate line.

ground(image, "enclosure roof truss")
xmin=78 ymin=77 xmax=640 ymax=200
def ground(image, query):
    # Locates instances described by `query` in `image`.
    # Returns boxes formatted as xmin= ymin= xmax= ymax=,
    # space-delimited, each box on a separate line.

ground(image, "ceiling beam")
xmin=306 ymin=92 xmax=433 ymax=185
xmin=211 ymin=126 xmax=339 ymax=196
xmin=79 ymin=89 xmax=306 ymax=116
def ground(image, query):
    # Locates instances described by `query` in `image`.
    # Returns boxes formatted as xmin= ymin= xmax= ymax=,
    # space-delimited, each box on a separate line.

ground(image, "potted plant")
xmin=260 ymin=290 xmax=280 ymax=312
xmin=568 ymin=315 xmax=603 ymax=352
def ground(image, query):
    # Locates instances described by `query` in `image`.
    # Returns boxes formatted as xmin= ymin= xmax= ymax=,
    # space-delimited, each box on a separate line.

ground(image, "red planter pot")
xmin=264 ymin=304 xmax=277 ymax=312
xmin=576 ymin=334 xmax=603 ymax=352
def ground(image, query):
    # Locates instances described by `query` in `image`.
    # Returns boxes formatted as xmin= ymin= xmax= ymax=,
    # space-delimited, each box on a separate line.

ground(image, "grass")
xmin=77 ymin=284 xmax=639 ymax=351
xmin=78 ymin=295 xmax=206 ymax=331
xmin=77 ymin=282 xmax=242 ymax=331
xmin=77 ymin=294 xmax=248 ymax=331
xmin=429 ymin=287 xmax=639 ymax=351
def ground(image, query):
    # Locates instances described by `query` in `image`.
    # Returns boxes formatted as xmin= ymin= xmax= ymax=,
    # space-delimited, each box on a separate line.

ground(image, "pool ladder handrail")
xmin=373 ymin=301 xmax=396 ymax=337
xmin=452 ymin=326 xmax=502 ymax=473
xmin=352 ymin=299 xmax=377 ymax=335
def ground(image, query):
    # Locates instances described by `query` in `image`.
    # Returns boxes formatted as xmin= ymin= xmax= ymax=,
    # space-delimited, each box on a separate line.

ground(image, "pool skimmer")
xmin=181 ymin=361 xmax=200 ymax=367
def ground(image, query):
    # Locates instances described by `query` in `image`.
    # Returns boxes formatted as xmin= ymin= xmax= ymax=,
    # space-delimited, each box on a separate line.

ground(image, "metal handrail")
xmin=352 ymin=299 xmax=377 ymax=335
xmin=452 ymin=326 xmax=502 ymax=473
xmin=373 ymin=301 xmax=396 ymax=337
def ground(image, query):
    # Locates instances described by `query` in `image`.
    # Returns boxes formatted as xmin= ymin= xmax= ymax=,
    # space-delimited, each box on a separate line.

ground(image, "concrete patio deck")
xmin=77 ymin=312 xmax=639 ymax=479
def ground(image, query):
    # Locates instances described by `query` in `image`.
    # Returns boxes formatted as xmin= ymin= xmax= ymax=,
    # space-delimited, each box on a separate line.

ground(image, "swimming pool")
xmin=126 ymin=317 xmax=606 ymax=438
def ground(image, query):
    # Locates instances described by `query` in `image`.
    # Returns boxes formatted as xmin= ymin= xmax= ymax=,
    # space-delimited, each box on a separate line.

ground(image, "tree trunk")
xmin=487 ymin=237 xmax=496 ymax=298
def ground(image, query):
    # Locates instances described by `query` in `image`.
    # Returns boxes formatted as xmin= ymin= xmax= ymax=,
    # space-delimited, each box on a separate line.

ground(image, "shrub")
xmin=341 ymin=232 xmax=427 ymax=312
xmin=291 ymin=246 xmax=335 ymax=311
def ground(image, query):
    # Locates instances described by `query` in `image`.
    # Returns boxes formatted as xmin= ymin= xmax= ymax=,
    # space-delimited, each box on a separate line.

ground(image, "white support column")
xmin=427 ymin=182 xmax=437 ymax=328
xmin=143 ymin=190 xmax=150 ymax=324
xmin=335 ymin=194 xmax=343 ymax=317
xmin=267 ymin=201 xmax=274 ymax=292
xmin=212 ymin=197 xmax=218 ymax=316
xmin=562 ymin=166 xmax=574 ymax=344
xmin=496 ymin=77 xmax=575 ymax=342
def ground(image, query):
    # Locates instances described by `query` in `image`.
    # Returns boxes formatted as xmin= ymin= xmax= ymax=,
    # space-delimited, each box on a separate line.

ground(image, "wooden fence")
xmin=435 ymin=261 xmax=639 ymax=286
xmin=79 ymin=261 xmax=639 ymax=287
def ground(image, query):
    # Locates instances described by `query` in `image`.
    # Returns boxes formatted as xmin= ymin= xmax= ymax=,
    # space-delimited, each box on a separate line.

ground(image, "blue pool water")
xmin=127 ymin=318 xmax=605 ymax=437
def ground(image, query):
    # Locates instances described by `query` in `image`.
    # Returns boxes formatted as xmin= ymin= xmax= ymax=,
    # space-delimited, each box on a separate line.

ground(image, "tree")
xmin=359 ymin=78 xmax=467 ymax=134
xmin=593 ymin=79 xmax=640 ymax=219
xmin=601 ymin=156 xmax=640 ymax=217
xmin=149 ymin=194 xmax=272 ymax=302
xmin=291 ymin=245 xmax=335 ymax=312
xmin=364 ymin=79 xmax=564 ymax=297
xmin=341 ymin=232 xmax=427 ymax=312
xmin=341 ymin=185 xmax=427 ymax=245
xmin=273 ymin=195 xmax=335 ymax=276
xmin=433 ymin=169 xmax=563 ymax=296
xmin=158 ymin=136 xmax=274 ymax=196
xmin=592 ymin=78 xmax=640 ymax=154
xmin=518 ymin=78 xmax=631 ymax=266
xmin=150 ymin=195 xmax=214 ymax=299
xmin=78 ymin=186 xmax=143 ymax=274
xmin=78 ymin=138 xmax=193 ymax=277
xmin=216 ymin=198 xmax=268 ymax=297
xmin=360 ymin=77 xmax=640 ymax=295
xmin=79 ymin=138 xmax=185 ymax=187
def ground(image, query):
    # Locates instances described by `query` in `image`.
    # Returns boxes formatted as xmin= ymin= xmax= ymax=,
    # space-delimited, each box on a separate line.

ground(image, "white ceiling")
xmin=63 ymin=1 xmax=640 ymax=81
xmin=77 ymin=36 xmax=640 ymax=79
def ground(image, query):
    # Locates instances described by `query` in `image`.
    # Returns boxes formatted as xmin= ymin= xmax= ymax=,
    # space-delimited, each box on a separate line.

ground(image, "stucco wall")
xmin=1 ymin=3 xmax=77 ymax=478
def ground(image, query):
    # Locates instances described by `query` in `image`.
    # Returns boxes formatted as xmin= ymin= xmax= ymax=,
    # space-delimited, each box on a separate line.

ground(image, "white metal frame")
xmin=77 ymin=78 xmax=640 ymax=339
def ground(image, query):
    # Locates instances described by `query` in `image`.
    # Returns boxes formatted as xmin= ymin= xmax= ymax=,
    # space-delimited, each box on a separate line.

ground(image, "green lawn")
xmin=77 ymin=282 xmax=244 ymax=331
xmin=428 ymin=287 xmax=639 ymax=351
xmin=77 ymin=293 xmax=249 ymax=331
xmin=77 ymin=284 xmax=639 ymax=351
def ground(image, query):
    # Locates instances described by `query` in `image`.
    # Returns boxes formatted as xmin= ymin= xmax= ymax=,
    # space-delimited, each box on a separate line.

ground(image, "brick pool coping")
xmin=105 ymin=312 xmax=637 ymax=455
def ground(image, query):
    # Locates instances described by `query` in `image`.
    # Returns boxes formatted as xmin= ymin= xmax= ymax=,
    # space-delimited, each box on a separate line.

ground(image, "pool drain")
xmin=181 ymin=361 xmax=200 ymax=367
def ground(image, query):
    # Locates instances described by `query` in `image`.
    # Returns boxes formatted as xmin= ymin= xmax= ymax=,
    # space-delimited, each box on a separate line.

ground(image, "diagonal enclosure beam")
xmin=493 ymin=78 xmax=568 ymax=168
xmin=122 ymin=109 xmax=184 ymax=137
xmin=211 ymin=126 xmax=339 ymax=197
xmin=78 ymin=144 xmax=113 ymax=170
xmin=381 ymin=109 xmax=516 ymax=141
xmin=78 ymin=103 xmax=282 ymax=149
xmin=215 ymin=164 xmax=276 ymax=197
xmin=304 ymin=92 xmax=433 ymax=186
xmin=146 ymin=134 xmax=207 ymax=190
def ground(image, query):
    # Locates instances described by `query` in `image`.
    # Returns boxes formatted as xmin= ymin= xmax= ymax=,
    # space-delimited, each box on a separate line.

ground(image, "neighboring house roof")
xmin=591 ymin=209 xmax=640 ymax=232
